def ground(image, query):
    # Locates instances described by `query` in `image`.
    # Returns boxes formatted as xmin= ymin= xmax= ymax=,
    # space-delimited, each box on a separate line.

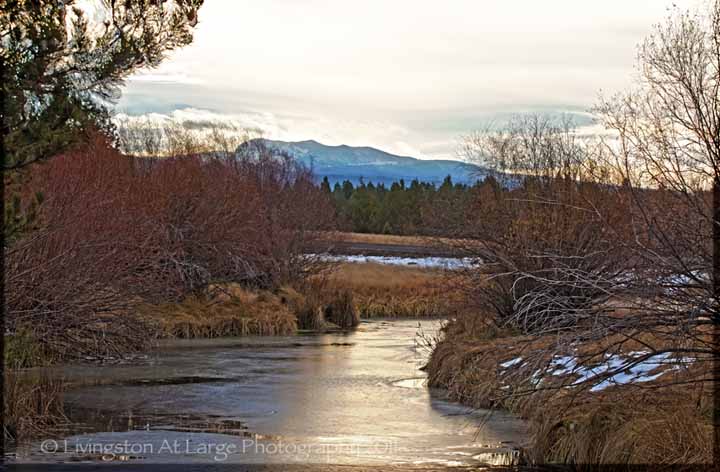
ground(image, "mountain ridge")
xmin=246 ymin=138 xmax=487 ymax=185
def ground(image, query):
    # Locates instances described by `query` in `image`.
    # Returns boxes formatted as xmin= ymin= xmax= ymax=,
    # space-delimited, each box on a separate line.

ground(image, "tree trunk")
xmin=714 ymin=175 xmax=720 ymax=462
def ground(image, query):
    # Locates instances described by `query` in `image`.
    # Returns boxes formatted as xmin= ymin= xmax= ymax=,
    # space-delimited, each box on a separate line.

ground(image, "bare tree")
xmin=595 ymin=0 xmax=719 ymax=323
xmin=424 ymin=5 xmax=718 ymax=465
xmin=461 ymin=114 xmax=590 ymax=185
xmin=458 ymin=115 xmax=629 ymax=333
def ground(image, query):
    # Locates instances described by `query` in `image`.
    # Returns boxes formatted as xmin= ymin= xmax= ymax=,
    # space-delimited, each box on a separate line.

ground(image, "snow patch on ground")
xmin=309 ymin=253 xmax=476 ymax=269
xmin=500 ymin=357 xmax=524 ymax=369
xmin=538 ymin=351 xmax=694 ymax=392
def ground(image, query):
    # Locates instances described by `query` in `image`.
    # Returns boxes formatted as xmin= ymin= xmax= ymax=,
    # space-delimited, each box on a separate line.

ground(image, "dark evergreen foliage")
xmin=329 ymin=174 xmax=497 ymax=236
xmin=2 ymin=0 xmax=203 ymax=170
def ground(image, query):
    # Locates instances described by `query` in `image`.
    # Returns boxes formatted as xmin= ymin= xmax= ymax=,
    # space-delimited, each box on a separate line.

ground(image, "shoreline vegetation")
xmin=4 ymin=0 xmax=717 ymax=466
xmin=426 ymin=318 xmax=714 ymax=465
xmin=4 ymin=237 xmax=457 ymax=445
xmin=5 ymin=137 xmax=716 ymax=464
xmin=5 ymin=135 xmax=335 ymax=365
xmin=5 ymin=229 xmax=458 ymax=365
xmin=3 ymin=132 xmax=332 ymax=445
xmin=4 ymin=255 xmax=456 ymax=366
xmin=8 ymin=245 xmax=713 ymax=464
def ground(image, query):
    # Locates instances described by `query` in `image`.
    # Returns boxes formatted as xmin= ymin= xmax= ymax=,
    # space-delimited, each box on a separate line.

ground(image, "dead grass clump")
xmin=142 ymin=287 xmax=297 ymax=338
xmin=295 ymin=303 xmax=326 ymax=330
xmin=4 ymin=370 xmax=66 ymax=445
xmin=528 ymin=391 xmax=713 ymax=465
xmin=287 ymin=286 xmax=328 ymax=330
xmin=323 ymin=289 xmax=359 ymax=328
xmin=324 ymin=262 xmax=460 ymax=318
xmin=290 ymin=277 xmax=361 ymax=330
xmin=425 ymin=326 xmax=531 ymax=409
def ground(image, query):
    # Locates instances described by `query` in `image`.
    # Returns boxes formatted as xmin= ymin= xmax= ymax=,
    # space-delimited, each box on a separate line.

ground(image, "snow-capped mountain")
xmin=243 ymin=138 xmax=488 ymax=185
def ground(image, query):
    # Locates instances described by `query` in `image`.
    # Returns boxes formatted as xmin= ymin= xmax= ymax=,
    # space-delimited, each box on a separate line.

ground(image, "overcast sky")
xmin=117 ymin=0 xmax=697 ymax=160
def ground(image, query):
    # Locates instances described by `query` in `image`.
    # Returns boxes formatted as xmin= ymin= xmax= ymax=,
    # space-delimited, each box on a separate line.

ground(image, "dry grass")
xmin=426 ymin=321 xmax=714 ymax=466
xmin=316 ymin=231 xmax=441 ymax=246
xmin=529 ymin=392 xmax=713 ymax=466
xmin=323 ymin=262 xmax=461 ymax=318
xmin=4 ymin=370 xmax=67 ymax=445
xmin=275 ymin=286 xmax=325 ymax=330
xmin=290 ymin=278 xmax=360 ymax=329
xmin=140 ymin=282 xmax=363 ymax=336
xmin=322 ymin=288 xmax=359 ymax=328
xmin=327 ymin=262 xmax=446 ymax=290
xmin=140 ymin=285 xmax=298 ymax=338
xmin=314 ymin=231 xmax=481 ymax=255
xmin=139 ymin=262 xmax=451 ymax=336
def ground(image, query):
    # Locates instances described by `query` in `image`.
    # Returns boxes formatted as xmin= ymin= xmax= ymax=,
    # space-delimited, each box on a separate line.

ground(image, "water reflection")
xmin=12 ymin=320 xmax=527 ymax=467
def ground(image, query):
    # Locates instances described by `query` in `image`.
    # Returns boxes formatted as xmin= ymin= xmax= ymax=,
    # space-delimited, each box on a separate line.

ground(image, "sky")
xmin=116 ymin=0 xmax=697 ymax=160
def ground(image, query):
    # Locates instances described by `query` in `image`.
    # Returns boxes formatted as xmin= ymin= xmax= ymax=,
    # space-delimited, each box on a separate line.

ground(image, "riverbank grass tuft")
xmin=141 ymin=286 xmax=298 ymax=338
xmin=4 ymin=370 xmax=67 ymax=445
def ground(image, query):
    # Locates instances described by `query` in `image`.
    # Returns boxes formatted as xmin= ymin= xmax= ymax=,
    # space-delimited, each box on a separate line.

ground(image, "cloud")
xmin=127 ymin=0 xmax=693 ymax=109
xmin=129 ymin=72 xmax=204 ymax=85
xmin=114 ymin=107 xmax=433 ymax=158
xmin=114 ymin=0 xmax=693 ymax=157
xmin=115 ymin=105 xmax=610 ymax=161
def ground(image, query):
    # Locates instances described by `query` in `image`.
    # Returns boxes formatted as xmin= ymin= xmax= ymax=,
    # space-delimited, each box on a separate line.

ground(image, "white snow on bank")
xmin=541 ymin=351 xmax=694 ymax=392
xmin=308 ymin=253 xmax=477 ymax=269
xmin=500 ymin=357 xmax=524 ymax=369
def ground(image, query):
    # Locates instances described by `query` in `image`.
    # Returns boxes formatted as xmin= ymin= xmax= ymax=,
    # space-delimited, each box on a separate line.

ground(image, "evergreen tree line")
xmin=320 ymin=175 xmax=502 ymax=236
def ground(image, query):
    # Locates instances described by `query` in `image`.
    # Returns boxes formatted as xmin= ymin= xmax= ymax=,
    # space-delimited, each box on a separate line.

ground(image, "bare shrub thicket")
xmin=458 ymin=115 xmax=633 ymax=335
xmin=593 ymin=0 xmax=719 ymax=364
xmin=4 ymin=129 xmax=335 ymax=359
xmin=453 ymin=0 xmax=718 ymax=400
xmin=457 ymin=117 xmax=714 ymax=397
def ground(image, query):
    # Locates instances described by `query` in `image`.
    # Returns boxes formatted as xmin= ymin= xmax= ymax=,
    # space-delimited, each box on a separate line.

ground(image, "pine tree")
xmin=439 ymin=175 xmax=453 ymax=192
xmin=1 ymin=0 xmax=204 ymax=170
xmin=320 ymin=176 xmax=332 ymax=194
xmin=341 ymin=180 xmax=354 ymax=200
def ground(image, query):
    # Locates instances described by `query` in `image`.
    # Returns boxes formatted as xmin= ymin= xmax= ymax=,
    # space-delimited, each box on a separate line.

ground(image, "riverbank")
xmin=2 ymin=284 xmax=319 ymax=445
xmin=132 ymin=261 xmax=460 ymax=340
xmin=4 ymin=260 xmax=462 ymax=446
xmin=425 ymin=317 xmax=714 ymax=465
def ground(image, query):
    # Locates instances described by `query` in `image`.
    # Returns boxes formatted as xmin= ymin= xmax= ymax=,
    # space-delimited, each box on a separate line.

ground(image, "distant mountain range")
xmin=244 ymin=138 xmax=488 ymax=186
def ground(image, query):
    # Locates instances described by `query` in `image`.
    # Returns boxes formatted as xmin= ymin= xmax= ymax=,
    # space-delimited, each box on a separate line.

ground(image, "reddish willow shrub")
xmin=453 ymin=176 xmax=638 ymax=332
xmin=4 ymin=135 xmax=335 ymax=358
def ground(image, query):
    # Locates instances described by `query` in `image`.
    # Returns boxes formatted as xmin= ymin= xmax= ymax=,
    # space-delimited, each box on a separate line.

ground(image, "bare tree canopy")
xmin=451 ymin=1 xmax=719 ymax=407
xmin=460 ymin=114 xmax=590 ymax=183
